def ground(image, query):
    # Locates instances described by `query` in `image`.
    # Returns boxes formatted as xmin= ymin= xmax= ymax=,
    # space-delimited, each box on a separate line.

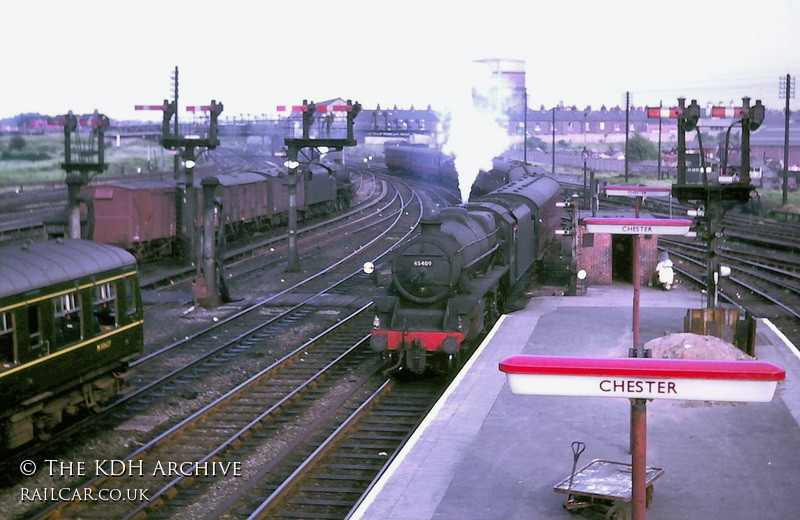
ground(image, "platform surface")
xmin=351 ymin=283 xmax=800 ymax=520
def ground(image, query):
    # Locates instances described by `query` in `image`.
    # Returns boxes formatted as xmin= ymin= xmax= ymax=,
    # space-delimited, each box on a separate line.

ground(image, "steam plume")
xmin=437 ymin=61 xmax=517 ymax=202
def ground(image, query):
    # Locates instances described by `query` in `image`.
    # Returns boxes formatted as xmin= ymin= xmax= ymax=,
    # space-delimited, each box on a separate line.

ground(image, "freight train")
xmin=76 ymin=161 xmax=354 ymax=260
xmin=0 ymin=239 xmax=143 ymax=450
xmin=369 ymin=173 xmax=562 ymax=374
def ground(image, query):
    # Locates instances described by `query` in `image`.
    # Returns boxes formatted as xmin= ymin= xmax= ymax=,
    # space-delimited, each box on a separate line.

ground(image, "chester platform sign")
xmin=583 ymin=218 xmax=692 ymax=236
xmin=499 ymin=355 xmax=785 ymax=402
xmin=604 ymin=185 xmax=672 ymax=198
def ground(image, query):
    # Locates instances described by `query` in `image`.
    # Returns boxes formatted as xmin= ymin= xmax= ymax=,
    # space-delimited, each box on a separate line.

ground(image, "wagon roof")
xmin=1 ymin=239 xmax=136 ymax=299
xmin=86 ymin=179 xmax=175 ymax=190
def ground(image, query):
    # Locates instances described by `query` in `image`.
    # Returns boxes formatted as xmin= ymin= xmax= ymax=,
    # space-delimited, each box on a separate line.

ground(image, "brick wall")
xmin=577 ymin=226 xmax=660 ymax=285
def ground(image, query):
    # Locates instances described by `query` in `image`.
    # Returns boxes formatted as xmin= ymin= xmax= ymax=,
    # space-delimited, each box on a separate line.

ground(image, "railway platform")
xmin=351 ymin=283 xmax=800 ymax=520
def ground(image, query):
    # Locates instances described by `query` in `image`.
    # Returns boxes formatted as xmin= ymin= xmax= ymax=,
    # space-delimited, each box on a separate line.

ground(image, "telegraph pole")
xmin=624 ymin=91 xmax=630 ymax=183
xmin=779 ymin=74 xmax=795 ymax=205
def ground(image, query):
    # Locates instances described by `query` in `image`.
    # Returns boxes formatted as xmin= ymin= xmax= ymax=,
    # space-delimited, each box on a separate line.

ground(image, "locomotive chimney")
xmin=420 ymin=219 xmax=443 ymax=234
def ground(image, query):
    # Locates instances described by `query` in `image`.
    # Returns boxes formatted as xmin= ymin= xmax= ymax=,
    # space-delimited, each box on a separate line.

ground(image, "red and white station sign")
xmin=583 ymin=217 xmax=692 ymax=235
xmin=604 ymin=185 xmax=672 ymax=198
xmin=499 ymin=355 xmax=785 ymax=403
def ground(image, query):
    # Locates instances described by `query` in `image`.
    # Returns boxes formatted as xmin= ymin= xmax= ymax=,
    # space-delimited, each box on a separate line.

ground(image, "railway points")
xmin=351 ymin=283 xmax=800 ymax=520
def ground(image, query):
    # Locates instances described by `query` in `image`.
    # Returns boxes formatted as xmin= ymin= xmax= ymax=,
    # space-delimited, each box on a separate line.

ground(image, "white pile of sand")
xmin=644 ymin=333 xmax=753 ymax=361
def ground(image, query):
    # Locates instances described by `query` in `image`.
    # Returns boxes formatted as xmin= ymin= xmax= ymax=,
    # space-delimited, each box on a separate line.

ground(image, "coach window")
xmin=92 ymin=282 xmax=117 ymax=331
xmin=28 ymin=304 xmax=46 ymax=354
xmin=53 ymin=291 xmax=82 ymax=349
xmin=1 ymin=311 xmax=15 ymax=370
xmin=124 ymin=277 xmax=137 ymax=316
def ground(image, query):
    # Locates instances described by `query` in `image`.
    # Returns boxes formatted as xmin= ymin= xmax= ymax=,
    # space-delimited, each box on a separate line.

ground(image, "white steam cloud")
xmin=437 ymin=61 xmax=518 ymax=202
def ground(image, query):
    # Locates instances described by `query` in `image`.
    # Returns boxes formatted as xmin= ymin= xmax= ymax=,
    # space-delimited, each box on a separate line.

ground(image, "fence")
xmin=507 ymin=150 xmax=677 ymax=178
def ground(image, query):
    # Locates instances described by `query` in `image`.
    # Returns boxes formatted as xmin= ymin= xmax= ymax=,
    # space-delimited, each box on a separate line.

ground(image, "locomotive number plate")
xmin=413 ymin=260 xmax=433 ymax=267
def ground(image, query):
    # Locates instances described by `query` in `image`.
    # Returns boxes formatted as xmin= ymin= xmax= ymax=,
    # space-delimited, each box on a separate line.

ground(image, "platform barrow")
xmin=554 ymin=455 xmax=664 ymax=520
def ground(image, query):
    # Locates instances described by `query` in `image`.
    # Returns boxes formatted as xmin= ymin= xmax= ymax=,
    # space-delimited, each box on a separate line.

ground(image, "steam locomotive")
xmin=75 ymin=161 xmax=354 ymax=260
xmin=370 ymin=173 xmax=562 ymax=374
xmin=0 ymin=239 xmax=143 ymax=450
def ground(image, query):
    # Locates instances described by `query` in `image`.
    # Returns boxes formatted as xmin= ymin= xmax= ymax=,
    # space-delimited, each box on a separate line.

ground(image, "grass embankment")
xmin=1 ymin=134 xmax=164 ymax=187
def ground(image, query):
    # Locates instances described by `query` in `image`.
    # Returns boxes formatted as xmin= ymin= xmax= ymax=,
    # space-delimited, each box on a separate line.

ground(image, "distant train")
xmin=383 ymin=141 xmax=548 ymax=199
xmin=75 ymin=161 xmax=354 ymax=260
xmin=370 ymin=173 xmax=562 ymax=374
xmin=0 ymin=239 xmax=143 ymax=450
xmin=383 ymin=142 xmax=458 ymax=188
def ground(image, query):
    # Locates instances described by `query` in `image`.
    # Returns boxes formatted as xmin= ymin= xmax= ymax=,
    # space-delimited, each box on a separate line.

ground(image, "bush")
xmin=8 ymin=135 xmax=26 ymax=152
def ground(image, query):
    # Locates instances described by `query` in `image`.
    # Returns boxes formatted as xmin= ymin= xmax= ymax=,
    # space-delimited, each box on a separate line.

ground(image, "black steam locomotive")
xmin=370 ymin=173 xmax=562 ymax=374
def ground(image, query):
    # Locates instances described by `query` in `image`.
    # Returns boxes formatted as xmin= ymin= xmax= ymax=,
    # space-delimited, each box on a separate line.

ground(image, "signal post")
xmin=282 ymin=99 xmax=361 ymax=272
xmin=53 ymin=112 xmax=110 ymax=239
xmin=136 ymin=100 xmax=224 ymax=307
xmin=648 ymin=97 xmax=765 ymax=310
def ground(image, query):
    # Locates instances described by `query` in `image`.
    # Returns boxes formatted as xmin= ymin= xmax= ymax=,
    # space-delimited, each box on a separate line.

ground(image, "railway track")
xmin=660 ymin=236 xmax=800 ymax=347
xmin=29 ymin=308 xmax=376 ymax=519
xmin=235 ymin=377 xmax=446 ymax=520
xmin=7 ymin=175 xmax=442 ymax=519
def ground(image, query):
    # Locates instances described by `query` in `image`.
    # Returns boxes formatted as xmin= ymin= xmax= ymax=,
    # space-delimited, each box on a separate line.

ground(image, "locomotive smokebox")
xmin=392 ymin=207 xmax=498 ymax=305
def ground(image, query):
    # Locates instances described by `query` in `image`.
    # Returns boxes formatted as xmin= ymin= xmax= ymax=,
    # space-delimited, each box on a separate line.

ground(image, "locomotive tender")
xmin=469 ymin=158 xmax=550 ymax=199
xmin=0 ymin=239 xmax=143 ymax=450
xmin=370 ymin=173 xmax=562 ymax=374
xmin=81 ymin=161 xmax=354 ymax=259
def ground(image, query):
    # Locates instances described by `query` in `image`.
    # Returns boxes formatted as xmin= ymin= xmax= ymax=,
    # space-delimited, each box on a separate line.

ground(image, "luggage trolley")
xmin=554 ymin=442 xmax=663 ymax=520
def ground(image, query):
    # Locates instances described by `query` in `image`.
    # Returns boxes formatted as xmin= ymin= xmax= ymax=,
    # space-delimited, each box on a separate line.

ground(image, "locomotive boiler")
xmin=370 ymin=173 xmax=562 ymax=374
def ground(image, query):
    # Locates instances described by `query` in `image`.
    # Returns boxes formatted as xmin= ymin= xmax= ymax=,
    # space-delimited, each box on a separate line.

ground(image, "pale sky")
xmin=2 ymin=0 xmax=798 ymax=121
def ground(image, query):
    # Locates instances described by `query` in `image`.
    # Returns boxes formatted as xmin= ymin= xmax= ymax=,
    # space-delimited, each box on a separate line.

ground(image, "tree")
xmin=627 ymin=133 xmax=658 ymax=161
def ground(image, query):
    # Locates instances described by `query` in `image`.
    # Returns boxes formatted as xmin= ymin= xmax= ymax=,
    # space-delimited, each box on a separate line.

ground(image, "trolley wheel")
xmin=605 ymin=503 xmax=627 ymax=520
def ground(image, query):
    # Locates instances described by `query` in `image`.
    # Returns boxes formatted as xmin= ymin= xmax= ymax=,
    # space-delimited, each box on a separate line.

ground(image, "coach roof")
xmin=1 ymin=239 xmax=137 ymax=299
